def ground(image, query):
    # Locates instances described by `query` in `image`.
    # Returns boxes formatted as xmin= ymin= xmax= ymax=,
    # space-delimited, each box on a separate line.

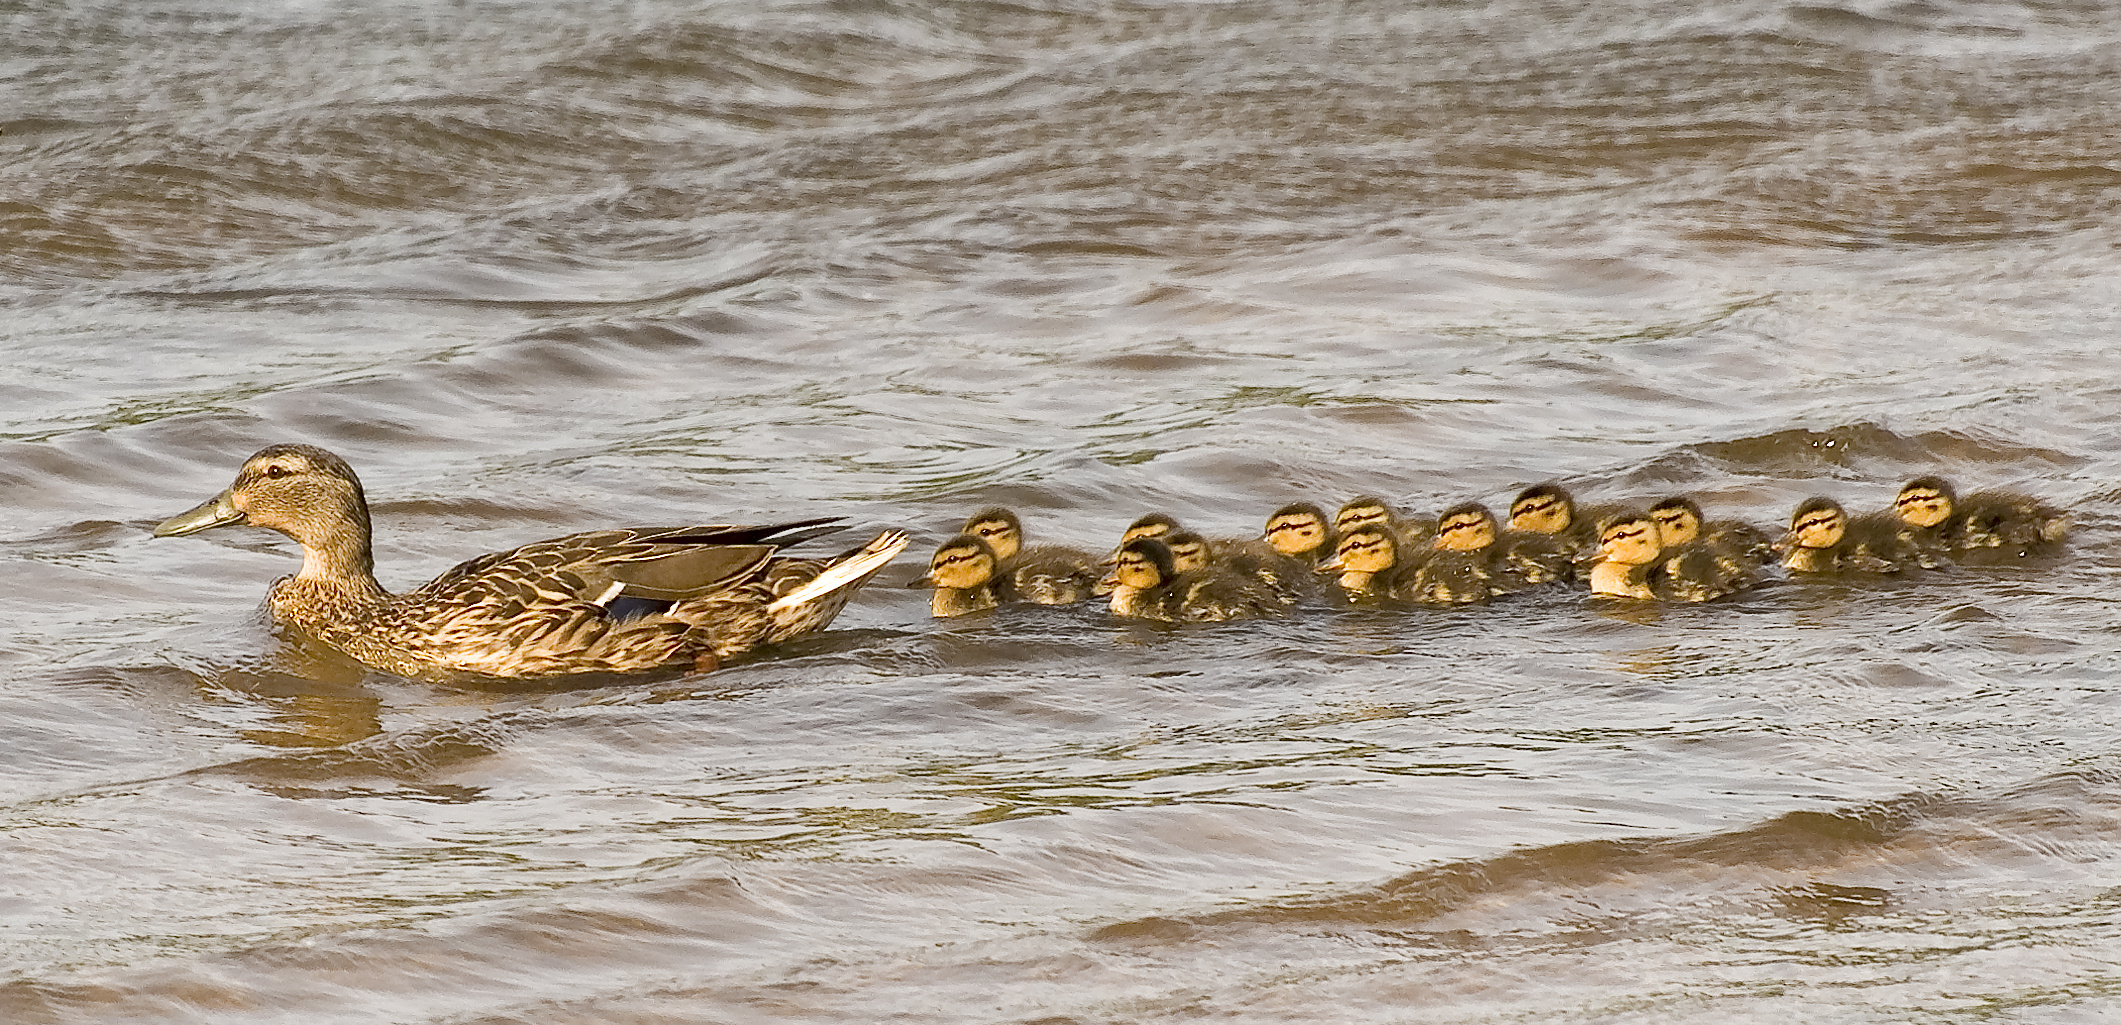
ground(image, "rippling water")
xmin=6 ymin=0 xmax=2121 ymax=1021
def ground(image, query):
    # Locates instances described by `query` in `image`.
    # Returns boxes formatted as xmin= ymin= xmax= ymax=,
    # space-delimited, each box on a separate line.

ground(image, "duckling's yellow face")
xmin=1111 ymin=548 xmax=1166 ymax=590
xmin=1434 ymin=509 xmax=1496 ymax=552
xmin=1894 ymin=486 xmax=1953 ymax=528
xmin=1598 ymin=518 xmax=1662 ymax=566
xmin=1264 ymin=510 xmax=1328 ymax=556
xmin=922 ymin=541 xmax=996 ymax=590
xmin=1789 ymin=505 xmax=1846 ymax=549
xmin=962 ymin=515 xmax=1022 ymax=560
xmin=1328 ymin=530 xmax=1397 ymax=574
xmin=1651 ymin=505 xmax=1701 ymax=547
xmin=1165 ymin=537 xmax=1212 ymax=574
xmin=1335 ymin=502 xmax=1391 ymax=536
xmin=1508 ymin=493 xmax=1571 ymax=535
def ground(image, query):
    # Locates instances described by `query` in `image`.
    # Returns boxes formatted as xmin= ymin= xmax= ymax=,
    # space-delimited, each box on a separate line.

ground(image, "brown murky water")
xmin=5 ymin=0 xmax=2121 ymax=1021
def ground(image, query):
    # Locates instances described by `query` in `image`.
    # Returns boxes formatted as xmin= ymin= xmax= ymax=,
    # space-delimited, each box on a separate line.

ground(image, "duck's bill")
xmin=154 ymin=490 xmax=245 ymax=537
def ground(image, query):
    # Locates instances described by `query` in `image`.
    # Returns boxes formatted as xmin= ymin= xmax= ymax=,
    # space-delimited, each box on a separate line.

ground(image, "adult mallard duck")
xmin=910 ymin=534 xmax=1003 ymax=617
xmin=1891 ymin=476 xmax=2068 ymax=565
xmin=1778 ymin=497 xmax=1913 ymax=575
xmin=1590 ymin=510 xmax=1760 ymax=602
xmin=958 ymin=506 xmax=1100 ymax=604
xmin=154 ymin=444 xmax=908 ymax=680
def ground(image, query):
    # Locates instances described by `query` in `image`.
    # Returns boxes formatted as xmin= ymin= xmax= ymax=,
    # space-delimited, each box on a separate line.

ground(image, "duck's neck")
xmin=1337 ymin=569 xmax=1376 ymax=594
xmin=288 ymin=502 xmax=388 ymax=600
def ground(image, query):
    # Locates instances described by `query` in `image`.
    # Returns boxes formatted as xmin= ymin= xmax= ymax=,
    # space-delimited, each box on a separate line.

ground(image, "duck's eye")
xmin=263 ymin=464 xmax=291 ymax=478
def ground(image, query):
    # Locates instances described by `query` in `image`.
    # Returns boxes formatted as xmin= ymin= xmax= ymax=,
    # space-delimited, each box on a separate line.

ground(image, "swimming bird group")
xmin=150 ymin=445 xmax=2068 ymax=679
xmin=912 ymin=479 xmax=2069 ymax=622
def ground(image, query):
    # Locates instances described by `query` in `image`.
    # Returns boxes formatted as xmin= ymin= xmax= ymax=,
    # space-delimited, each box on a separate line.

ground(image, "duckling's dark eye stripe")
xmin=1439 ymin=519 xmax=1479 ymax=533
xmin=1796 ymin=515 xmax=1839 ymax=531
xmin=1515 ymin=498 xmax=1559 ymax=515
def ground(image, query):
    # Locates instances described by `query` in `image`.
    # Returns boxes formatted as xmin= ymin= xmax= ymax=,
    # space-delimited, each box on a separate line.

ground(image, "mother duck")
xmin=154 ymin=444 xmax=907 ymax=680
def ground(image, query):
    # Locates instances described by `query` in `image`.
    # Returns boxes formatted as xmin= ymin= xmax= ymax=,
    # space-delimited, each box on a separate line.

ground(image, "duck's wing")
xmin=415 ymin=518 xmax=845 ymax=610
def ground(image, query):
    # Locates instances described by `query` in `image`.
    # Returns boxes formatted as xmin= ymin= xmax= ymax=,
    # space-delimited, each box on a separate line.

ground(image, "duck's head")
xmin=1106 ymin=537 xmax=1177 ymax=592
xmin=912 ymin=535 xmax=1000 ymax=590
xmin=155 ymin=444 xmax=375 ymax=578
xmin=1162 ymin=530 xmax=1214 ymax=574
xmin=1647 ymin=497 xmax=1704 ymax=547
xmin=1263 ymin=502 xmax=1333 ymax=558
xmin=1434 ymin=502 xmax=1498 ymax=552
xmin=1323 ymin=528 xmax=1398 ymax=575
xmin=1596 ymin=511 xmax=1663 ymax=566
xmin=1508 ymin=484 xmax=1576 ymax=535
xmin=1334 ymin=496 xmax=1398 ymax=537
xmin=959 ymin=507 xmax=1024 ymax=560
xmin=1893 ymin=476 xmax=1957 ymax=529
xmin=1784 ymin=497 xmax=1847 ymax=550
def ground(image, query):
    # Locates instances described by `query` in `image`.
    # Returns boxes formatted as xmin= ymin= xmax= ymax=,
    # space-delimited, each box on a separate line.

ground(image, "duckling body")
xmin=155 ymin=445 xmax=907 ymax=680
xmin=1892 ymin=476 xmax=2067 ymax=565
xmin=1780 ymin=497 xmax=1914 ymax=575
xmin=1104 ymin=538 xmax=1293 ymax=623
xmin=960 ymin=507 xmax=1101 ymax=604
xmin=1165 ymin=528 xmax=1319 ymax=600
xmin=912 ymin=535 xmax=1004 ymax=617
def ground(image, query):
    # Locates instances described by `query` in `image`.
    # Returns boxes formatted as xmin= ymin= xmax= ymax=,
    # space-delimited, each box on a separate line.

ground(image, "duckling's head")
xmin=1893 ymin=476 xmax=1957 ymax=529
xmin=1110 ymin=537 xmax=1177 ymax=591
xmin=1118 ymin=512 xmax=1182 ymax=546
xmin=913 ymin=535 xmax=1000 ymax=591
xmin=959 ymin=507 xmax=1024 ymax=560
xmin=1434 ymin=502 xmax=1498 ymax=552
xmin=1324 ymin=528 xmax=1399 ymax=575
xmin=155 ymin=444 xmax=375 ymax=576
xmin=1263 ymin=502 xmax=1333 ymax=558
xmin=1786 ymin=497 xmax=1848 ymax=550
xmin=1596 ymin=512 xmax=1663 ymax=566
xmin=1508 ymin=484 xmax=1577 ymax=535
xmin=1647 ymin=497 xmax=1704 ymax=547
xmin=1334 ymin=496 xmax=1398 ymax=537
xmin=1162 ymin=530 xmax=1214 ymax=574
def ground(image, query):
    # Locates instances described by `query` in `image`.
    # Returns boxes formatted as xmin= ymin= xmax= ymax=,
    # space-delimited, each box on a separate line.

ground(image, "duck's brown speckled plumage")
xmin=155 ymin=444 xmax=907 ymax=680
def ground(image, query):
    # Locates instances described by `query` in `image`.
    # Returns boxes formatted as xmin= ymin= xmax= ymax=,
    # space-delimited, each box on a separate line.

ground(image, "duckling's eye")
xmin=1515 ymin=498 xmax=1557 ymax=515
xmin=263 ymin=464 xmax=291 ymax=478
xmin=1797 ymin=515 xmax=1839 ymax=531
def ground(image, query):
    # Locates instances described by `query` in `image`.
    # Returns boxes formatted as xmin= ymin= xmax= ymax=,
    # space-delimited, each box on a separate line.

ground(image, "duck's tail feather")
xmin=767 ymin=530 xmax=909 ymax=612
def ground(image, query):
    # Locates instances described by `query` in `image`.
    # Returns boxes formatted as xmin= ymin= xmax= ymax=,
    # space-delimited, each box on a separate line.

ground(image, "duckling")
xmin=1321 ymin=527 xmax=1425 ymax=602
xmin=1435 ymin=500 xmax=1570 ymax=592
xmin=1168 ymin=526 xmax=1319 ymax=599
xmin=1779 ymin=497 xmax=1915 ymax=575
xmin=959 ymin=506 xmax=1100 ymax=604
xmin=1335 ymin=495 xmax=1438 ymax=550
xmin=1405 ymin=504 xmax=1502 ymax=604
xmin=1117 ymin=512 xmax=1183 ymax=549
xmin=1647 ymin=496 xmax=1774 ymax=567
xmin=152 ymin=444 xmax=906 ymax=680
xmin=1892 ymin=476 xmax=2068 ymax=564
xmin=911 ymin=535 xmax=1003 ymax=617
xmin=1507 ymin=484 xmax=1623 ymax=563
xmin=1103 ymin=537 xmax=1294 ymax=623
xmin=1260 ymin=502 xmax=1337 ymax=567
xmin=1591 ymin=511 xmax=1760 ymax=602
